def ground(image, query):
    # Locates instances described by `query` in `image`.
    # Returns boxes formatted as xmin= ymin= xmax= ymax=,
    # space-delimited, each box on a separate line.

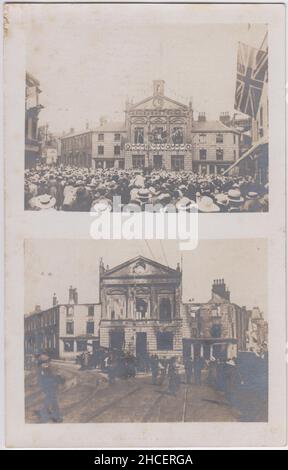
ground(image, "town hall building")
xmin=60 ymin=80 xmax=240 ymax=174
xmin=24 ymin=256 xmax=267 ymax=362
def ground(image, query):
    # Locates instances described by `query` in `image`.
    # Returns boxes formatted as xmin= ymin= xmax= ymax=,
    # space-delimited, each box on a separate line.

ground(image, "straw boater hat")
xmin=38 ymin=353 xmax=50 ymax=365
xmin=91 ymin=197 xmax=112 ymax=213
xmin=227 ymin=189 xmax=244 ymax=204
xmin=175 ymin=197 xmax=196 ymax=212
xmin=246 ymin=191 xmax=259 ymax=200
xmin=198 ymin=196 xmax=220 ymax=213
xmin=215 ymin=193 xmax=228 ymax=207
xmin=135 ymin=188 xmax=151 ymax=203
xmin=30 ymin=194 xmax=56 ymax=210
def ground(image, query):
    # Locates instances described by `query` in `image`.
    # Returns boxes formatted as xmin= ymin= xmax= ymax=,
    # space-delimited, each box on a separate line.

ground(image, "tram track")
xmin=85 ymin=385 xmax=142 ymax=422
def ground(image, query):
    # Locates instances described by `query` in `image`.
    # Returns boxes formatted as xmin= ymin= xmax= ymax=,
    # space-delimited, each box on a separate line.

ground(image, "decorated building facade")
xmin=60 ymin=80 xmax=240 ymax=173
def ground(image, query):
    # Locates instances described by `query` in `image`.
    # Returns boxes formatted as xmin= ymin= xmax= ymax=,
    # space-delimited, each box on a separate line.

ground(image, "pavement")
xmin=25 ymin=362 xmax=242 ymax=423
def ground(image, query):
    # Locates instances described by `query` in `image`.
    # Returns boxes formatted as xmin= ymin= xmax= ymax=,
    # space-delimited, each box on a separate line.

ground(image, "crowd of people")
xmin=30 ymin=348 xmax=268 ymax=423
xmin=25 ymin=164 xmax=269 ymax=213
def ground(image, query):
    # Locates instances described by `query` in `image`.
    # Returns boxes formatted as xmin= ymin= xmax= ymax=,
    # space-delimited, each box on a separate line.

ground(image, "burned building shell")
xmin=24 ymin=257 xmax=267 ymax=361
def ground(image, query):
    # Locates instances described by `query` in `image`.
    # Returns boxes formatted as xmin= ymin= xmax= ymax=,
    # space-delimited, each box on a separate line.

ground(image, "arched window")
xmin=159 ymin=298 xmax=172 ymax=322
xmin=136 ymin=298 xmax=148 ymax=319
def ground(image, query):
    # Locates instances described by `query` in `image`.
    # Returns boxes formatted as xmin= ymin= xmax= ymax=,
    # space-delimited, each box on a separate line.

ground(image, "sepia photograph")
xmin=3 ymin=1 xmax=286 ymax=451
xmin=24 ymin=239 xmax=268 ymax=424
xmin=23 ymin=5 xmax=269 ymax=213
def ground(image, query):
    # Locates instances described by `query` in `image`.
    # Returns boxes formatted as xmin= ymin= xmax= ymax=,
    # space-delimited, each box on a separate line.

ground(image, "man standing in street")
xmin=194 ymin=356 xmax=203 ymax=385
xmin=36 ymin=353 xmax=65 ymax=423
xmin=184 ymin=356 xmax=193 ymax=385
xmin=150 ymin=355 xmax=159 ymax=385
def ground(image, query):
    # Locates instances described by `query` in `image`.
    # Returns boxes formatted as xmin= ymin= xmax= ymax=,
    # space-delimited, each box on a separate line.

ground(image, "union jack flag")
xmin=234 ymin=42 xmax=268 ymax=119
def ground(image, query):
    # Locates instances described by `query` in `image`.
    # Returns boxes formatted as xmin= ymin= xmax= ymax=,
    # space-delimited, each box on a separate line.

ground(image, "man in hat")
xmin=184 ymin=356 xmax=193 ymax=385
xmin=36 ymin=353 xmax=64 ymax=423
xmin=227 ymin=189 xmax=244 ymax=213
xmin=242 ymin=192 xmax=263 ymax=212
xmin=73 ymin=184 xmax=92 ymax=212
xmin=29 ymin=194 xmax=57 ymax=211
xmin=197 ymin=195 xmax=220 ymax=213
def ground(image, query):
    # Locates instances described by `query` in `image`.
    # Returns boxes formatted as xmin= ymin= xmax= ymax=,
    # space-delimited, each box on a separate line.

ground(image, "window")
xmin=106 ymin=160 xmax=114 ymax=169
xmin=159 ymin=298 xmax=172 ymax=322
xmin=86 ymin=321 xmax=94 ymax=335
xmin=98 ymin=145 xmax=104 ymax=155
xmin=88 ymin=305 xmax=94 ymax=316
xmin=216 ymin=133 xmax=224 ymax=143
xmin=233 ymin=150 xmax=236 ymax=160
xmin=77 ymin=340 xmax=87 ymax=352
xmin=114 ymin=145 xmax=121 ymax=156
xmin=171 ymin=127 xmax=184 ymax=144
xmin=136 ymin=298 xmax=148 ymax=320
xmin=67 ymin=306 xmax=74 ymax=317
xmin=233 ymin=134 xmax=236 ymax=145
xmin=211 ymin=324 xmax=222 ymax=338
xmin=134 ymin=127 xmax=144 ymax=144
xmin=66 ymin=321 xmax=74 ymax=335
xmin=151 ymin=127 xmax=166 ymax=144
xmin=63 ymin=340 xmax=74 ymax=352
xmin=216 ymin=148 xmax=224 ymax=161
xmin=114 ymin=133 xmax=121 ymax=141
xmin=171 ymin=155 xmax=184 ymax=171
xmin=199 ymin=133 xmax=206 ymax=144
xmin=199 ymin=148 xmax=207 ymax=161
xmin=157 ymin=332 xmax=174 ymax=351
xmin=132 ymin=155 xmax=145 ymax=168
xmin=98 ymin=133 xmax=104 ymax=141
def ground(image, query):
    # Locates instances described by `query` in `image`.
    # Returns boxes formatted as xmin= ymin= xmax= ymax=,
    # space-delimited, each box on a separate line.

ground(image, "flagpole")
xmin=259 ymin=30 xmax=268 ymax=51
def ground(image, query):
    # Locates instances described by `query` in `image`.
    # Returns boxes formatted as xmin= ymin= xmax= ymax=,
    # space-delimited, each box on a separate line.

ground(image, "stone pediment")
xmin=131 ymin=95 xmax=188 ymax=112
xmin=102 ymin=256 xmax=180 ymax=279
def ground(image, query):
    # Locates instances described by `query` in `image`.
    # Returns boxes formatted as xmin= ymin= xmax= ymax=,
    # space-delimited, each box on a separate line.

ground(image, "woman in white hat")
xmin=197 ymin=196 xmax=220 ymax=213
xmin=29 ymin=194 xmax=57 ymax=211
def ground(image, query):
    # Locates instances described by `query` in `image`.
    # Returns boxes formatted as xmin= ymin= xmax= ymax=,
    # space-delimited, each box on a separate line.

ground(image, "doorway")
xmin=153 ymin=155 xmax=163 ymax=169
xmin=136 ymin=332 xmax=147 ymax=357
xmin=110 ymin=330 xmax=124 ymax=351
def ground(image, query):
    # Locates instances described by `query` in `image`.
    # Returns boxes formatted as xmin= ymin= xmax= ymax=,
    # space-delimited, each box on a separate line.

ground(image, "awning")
xmin=223 ymin=137 xmax=268 ymax=175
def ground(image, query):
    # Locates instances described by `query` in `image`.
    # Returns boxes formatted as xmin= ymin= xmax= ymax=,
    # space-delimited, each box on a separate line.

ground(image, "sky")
xmin=24 ymin=239 xmax=267 ymax=316
xmin=25 ymin=4 xmax=268 ymax=134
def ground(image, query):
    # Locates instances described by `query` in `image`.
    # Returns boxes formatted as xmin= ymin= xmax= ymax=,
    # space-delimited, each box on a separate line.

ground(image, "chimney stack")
xmin=73 ymin=288 xmax=78 ymax=304
xmin=68 ymin=285 xmax=74 ymax=304
xmin=219 ymin=112 xmax=231 ymax=125
xmin=99 ymin=116 xmax=107 ymax=127
xmin=52 ymin=293 xmax=58 ymax=306
xmin=198 ymin=112 xmax=206 ymax=122
xmin=34 ymin=304 xmax=41 ymax=313
xmin=212 ymin=279 xmax=230 ymax=301
xmin=99 ymin=257 xmax=105 ymax=275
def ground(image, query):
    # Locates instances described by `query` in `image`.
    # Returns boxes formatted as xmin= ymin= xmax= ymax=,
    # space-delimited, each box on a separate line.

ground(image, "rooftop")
xmin=191 ymin=120 xmax=239 ymax=133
